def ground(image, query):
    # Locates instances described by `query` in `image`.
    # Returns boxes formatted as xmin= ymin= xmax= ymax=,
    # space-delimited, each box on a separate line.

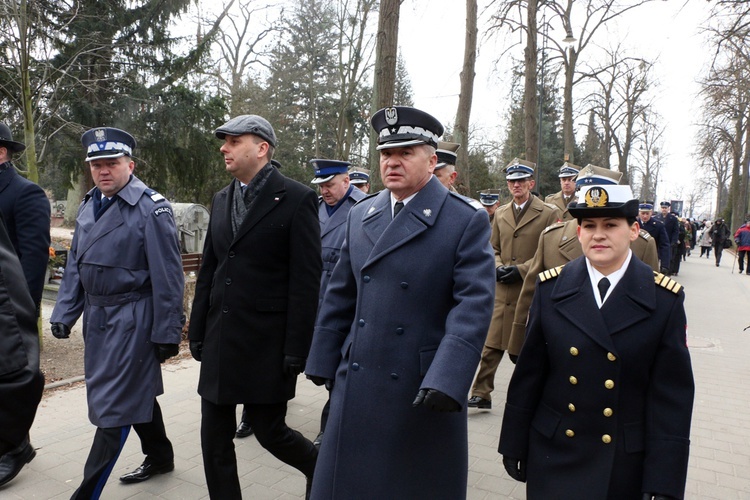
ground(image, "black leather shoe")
xmin=313 ymin=431 xmax=324 ymax=448
xmin=119 ymin=461 xmax=174 ymax=483
xmin=0 ymin=440 xmax=36 ymax=487
xmin=235 ymin=421 xmax=254 ymax=438
xmin=467 ymin=396 xmax=492 ymax=409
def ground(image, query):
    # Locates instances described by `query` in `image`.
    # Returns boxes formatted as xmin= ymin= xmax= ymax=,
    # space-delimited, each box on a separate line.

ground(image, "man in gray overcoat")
xmin=51 ymin=128 xmax=184 ymax=498
xmin=305 ymin=106 xmax=496 ymax=499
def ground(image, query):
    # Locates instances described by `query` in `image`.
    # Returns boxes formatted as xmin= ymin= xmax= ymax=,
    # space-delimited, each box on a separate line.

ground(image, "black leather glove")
xmin=155 ymin=343 xmax=179 ymax=363
xmin=498 ymin=265 xmax=522 ymax=285
xmin=412 ymin=389 xmax=461 ymax=412
xmin=496 ymin=266 xmax=510 ymax=282
xmin=189 ymin=340 xmax=203 ymax=362
xmin=642 ymin=495 xmax=678 ymax=500
xmin=502 ymin=456 xmax=526 ymax=482
xmin=284 ymin=355 xmax=306 ymax=376
xmin=51 ymin=322 xmax=71 ymax=339
xmin=307 ymin=375 xmax=330 ymax=387
xmin=508 ymin=353 xmax=519 ymax=364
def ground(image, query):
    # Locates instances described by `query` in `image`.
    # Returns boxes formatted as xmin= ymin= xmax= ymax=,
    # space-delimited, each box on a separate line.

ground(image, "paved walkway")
xmin=3 ymin=251 xmax=750 ymax=499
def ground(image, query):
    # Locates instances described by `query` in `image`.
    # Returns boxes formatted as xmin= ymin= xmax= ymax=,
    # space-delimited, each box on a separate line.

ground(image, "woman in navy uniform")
xmin=51 ymin=128 xmax=184 ymax=498
xmin=499 ymin=183 xmax=694 ymax=500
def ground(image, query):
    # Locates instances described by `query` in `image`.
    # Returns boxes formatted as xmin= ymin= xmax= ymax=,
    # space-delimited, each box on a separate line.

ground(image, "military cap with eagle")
xmin=371 ymin=106 xmax=444 ymax=150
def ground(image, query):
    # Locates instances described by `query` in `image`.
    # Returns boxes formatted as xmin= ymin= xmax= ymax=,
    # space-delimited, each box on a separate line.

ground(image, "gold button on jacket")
xmin=603 ymin=408 xmax=613 ymax=417
xmin=569 ymin=376 xmax=578 ymax=385
xmin=568 ymin=403 xmax=576 ymax=412
xmin=607 ymin=352 xmax=616 ymax=361
xmin=602 ymin=434 xmax=612 ymax=444
xmin=605 ymin=379 xmax=614 ymax=389
xmin=570 ymin=347 xmax=579 ymax=356
xmin=566 ymin=429 xmax=575 ymax=438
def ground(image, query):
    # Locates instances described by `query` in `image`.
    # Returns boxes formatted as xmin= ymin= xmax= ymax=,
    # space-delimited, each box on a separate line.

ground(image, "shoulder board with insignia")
xmin=144 ymin=188 xmax=165 ymax=203
xmin=544 ymin=221 xmax=566 ymax=234
xmin=653 ymin=272 xmax=682 ymax=294
xmin=538 ymin=265 xmax=565 ymax=282
xmin=638 ymin=229 xmax=651 ymax=240
xmin=449 ymin=191 xmax=482 ymax=210
xmin=543 ymin=202 xmax=558 ymax=211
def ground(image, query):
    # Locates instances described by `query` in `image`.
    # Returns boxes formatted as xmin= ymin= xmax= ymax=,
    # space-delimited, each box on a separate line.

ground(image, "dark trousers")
xmin=715 ymin=244 xmax=724 ymax=265
xmin=71 ymin=399 xmax=173 ymax=500
xmin=201 ymin=398 xmax=317 ymax=499
xmin=739 ymin=250 xmax=750 ymax=273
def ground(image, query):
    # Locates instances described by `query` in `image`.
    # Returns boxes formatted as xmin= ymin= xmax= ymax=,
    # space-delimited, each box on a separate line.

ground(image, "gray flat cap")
xmin=215 ymin=115 xmax=277 ymax=147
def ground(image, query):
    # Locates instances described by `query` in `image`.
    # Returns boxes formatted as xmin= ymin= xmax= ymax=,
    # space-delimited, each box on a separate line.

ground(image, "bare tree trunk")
xmin=730 ymin=115 xmax=743 ymax=228
xmin=742 ymin=118 xmax=750 ymax=221
xmin=455 ymin=0 xmax=478 ymax=194
xmin=563 ymin=48 xmax=577 ymax=164
xmin=368 ymin=0 xmax=401 ymax=188
xmin=524 ymin=0 xmax=538 ymax=167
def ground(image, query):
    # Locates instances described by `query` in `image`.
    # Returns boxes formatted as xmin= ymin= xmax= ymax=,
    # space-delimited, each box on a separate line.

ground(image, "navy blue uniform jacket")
xmin=499 ymin=256 xmax=694 ymax=499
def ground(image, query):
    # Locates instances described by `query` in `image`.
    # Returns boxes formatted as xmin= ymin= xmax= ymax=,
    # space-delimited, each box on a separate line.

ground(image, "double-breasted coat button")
xmin=568 ymin=403 xmax=576 ymax=412
xmin=97 ymin=267 xmax=103 ymax=272
xmin=602 ymin=434 xmax=612 ymax=444
xmin=400 ymin=282 xmax=408 ymax=289
xmin=565 ymin=429 xmax=575 ymax=438
xmin=359 ymin=319 xmax=365 ymax=327
xmin=607 ymin=352 xmax=616 ymax=361
xmin=603 ymin=408 xmax=613 ymax=417
xmin=363 ymin=275 xmax=371 ymax=283
xmin=225 ymin=278 xmax=232 ymax=285
xmin=605 ymin=380 xmax=615 ymax=389
xmin=222 ymin=306 xmax=229 ymax=313
xmin=228 ymin=251 xmax=236 ymax=258
xmin=395 ymin=327 xmax=404 ymax=335
xmin=352 ymin=363 xmax=360 ymax=371
xmin=569 ymin=376 xmax=578 ymax=385
xmin=390 ymin=373 xmax=399 ymax=380
xmin=570 ymin=347 xmax=579 ymax=356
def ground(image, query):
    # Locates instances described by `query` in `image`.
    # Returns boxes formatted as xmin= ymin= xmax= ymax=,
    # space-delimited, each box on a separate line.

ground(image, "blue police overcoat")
xmin=306 ymin=176 xmax=496 ymax=499
xmin=318 ymin=185 xmax=365 ymax=308
xmin=51 ymin=176 xmax=183 ymax=428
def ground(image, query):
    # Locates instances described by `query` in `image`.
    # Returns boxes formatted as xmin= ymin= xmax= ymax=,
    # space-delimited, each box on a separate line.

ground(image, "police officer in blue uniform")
xmin=348 ymin=167 xmax=370 ymax=193
xmin=500 ymin=183 xmax=694 ymax=500
xmin=638 ymin=201 xmax=671 ymax=273
xmin=479 ymin=191 xmax=500 ymax=222
xmin=50 ymin=128 xmax=184 ymax=499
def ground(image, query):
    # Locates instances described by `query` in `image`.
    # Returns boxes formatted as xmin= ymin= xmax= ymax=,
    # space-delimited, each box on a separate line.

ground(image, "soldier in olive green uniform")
xmin=544 ymin=162 xmax=580 ymax=222
xmin=508 ymin=165 xmax=659 ymax=357
xmin=468 ymin=159 xmax=561 ymax=409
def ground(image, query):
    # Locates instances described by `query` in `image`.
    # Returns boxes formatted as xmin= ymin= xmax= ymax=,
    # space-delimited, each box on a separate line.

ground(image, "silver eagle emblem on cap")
xmin=94 ymin=129 xmax=106 ymax=141
xmin=385 ymin=107 xmax=398 ymax=126
xmin=423 ymin=209 xmax=432 ymax=217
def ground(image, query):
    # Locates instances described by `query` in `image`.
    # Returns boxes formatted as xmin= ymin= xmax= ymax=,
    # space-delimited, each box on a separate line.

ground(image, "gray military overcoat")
xmin=306 ymin=176 xmax=496 ymax=499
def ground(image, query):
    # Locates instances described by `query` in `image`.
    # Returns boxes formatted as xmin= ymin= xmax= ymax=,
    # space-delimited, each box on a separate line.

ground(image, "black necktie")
xmin=95 ymin=197 xmax=113 ymax=221
xmin=598 ymin=277 xmax=610 ymax=301
xmin=393 ymin=201 xmax=404 ymax=219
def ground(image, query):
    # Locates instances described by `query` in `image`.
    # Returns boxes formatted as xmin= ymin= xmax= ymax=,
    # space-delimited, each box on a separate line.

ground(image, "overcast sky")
xmin=398 ymin=1 xmax=714 ymax=214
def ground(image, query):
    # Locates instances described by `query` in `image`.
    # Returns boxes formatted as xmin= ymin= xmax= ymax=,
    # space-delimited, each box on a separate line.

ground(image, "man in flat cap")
xmin=0 ymin=122 xmax=49 ymax=487
xmin=348 ymin=166 xmax=371 ymax=193
xmin=468 ymin=158 xmax=561 ymax=410
xmin=51 ymin=127 xmax=184 ymax=498
xmin=499 ymin=183 xmax=693 ymax=500
xmin=544 ymin=161 xmax=579 ymax=221
xmin=188 ymin=115 xmax=320 ymax=499
xmin=305 ymin=106 xmax=495 ymax=498
xmin=507 ymin=165 xmax=659 ymax=359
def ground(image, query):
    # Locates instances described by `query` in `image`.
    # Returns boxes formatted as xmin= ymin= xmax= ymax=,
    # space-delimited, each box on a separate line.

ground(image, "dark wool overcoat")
xmin=189 ymin=167 xmax=321 ymax=404
xmin=499 ymin=256 xmax=694 ymax=500
xmin=0 ymin=164 xmax=50 ymax=306
xmin=0 ymin=214 xmax=44 ymax=454
xmin=306 ymin=176 xmax=496 ymax=499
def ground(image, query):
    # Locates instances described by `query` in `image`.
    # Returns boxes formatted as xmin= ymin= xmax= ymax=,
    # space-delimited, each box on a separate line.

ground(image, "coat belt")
xmin=86 ymin=287 xmax=152 ymax=306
